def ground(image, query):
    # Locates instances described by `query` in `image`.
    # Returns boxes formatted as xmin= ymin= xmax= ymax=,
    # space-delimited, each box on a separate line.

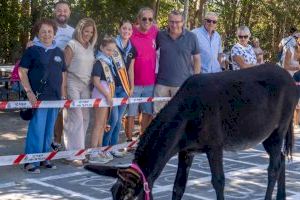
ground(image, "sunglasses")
xmin=205 ymin=19 xmax=217 ymax=24
xmin=141 ymin=17 xmax=153 ymax=22
xmin=238 ymin=35 xmax=249 ymax=39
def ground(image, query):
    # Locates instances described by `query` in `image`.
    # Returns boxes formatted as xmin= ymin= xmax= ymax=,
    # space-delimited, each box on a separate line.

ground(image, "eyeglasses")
xmin=205 ymin=19 xmax=217 ymax=24
xmin=141 ymin=17 xmax=153 ymax=22
xmin=238 ymin=35 xmax=249 ymax=39
xmin=169 ymin=20 xmax=183 ymax=24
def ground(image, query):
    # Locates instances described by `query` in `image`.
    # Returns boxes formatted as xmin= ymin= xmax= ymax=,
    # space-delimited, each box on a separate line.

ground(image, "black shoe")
xmin=24 ymin=164 xmax=40 ymax=174
xmin=41 ymin=161 xmax=57 ymax=169
xmin=51 ymin=142 xmax=63 ymax=151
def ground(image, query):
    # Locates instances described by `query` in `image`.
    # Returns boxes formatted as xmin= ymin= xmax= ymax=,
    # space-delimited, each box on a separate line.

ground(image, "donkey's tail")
xmin=284 ymin=120 xmax=294 ymax=161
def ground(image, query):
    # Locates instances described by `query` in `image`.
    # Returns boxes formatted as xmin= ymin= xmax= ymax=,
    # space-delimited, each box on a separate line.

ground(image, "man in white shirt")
xmin=52 ymin=1 xmax=74 ymax=150
xmin=53 ymin=1 xmax=74 ymax=50
xmin=31 ymin=1 xmax=74 ymax=50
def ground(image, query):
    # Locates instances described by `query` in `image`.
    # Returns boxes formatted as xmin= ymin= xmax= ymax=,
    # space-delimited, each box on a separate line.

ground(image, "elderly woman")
xmin=19 ymin=18 xmax=66 ymax=173
xmin=63 ymin=18 xmax=97 ymax=166
xmin=231 ymin=26 xmax=257 ymax=70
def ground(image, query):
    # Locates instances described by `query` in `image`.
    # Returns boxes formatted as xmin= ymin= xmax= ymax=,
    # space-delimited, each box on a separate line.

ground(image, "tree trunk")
xmin=20 ymin=0 xmax=30 ymax=49
xmin=198 ymin=0 xmax=207 ymax=26
xmin=183 ymin=0 xmax=189 ymax=28
xmin=153 ymin=0 xmax=160 ymax=20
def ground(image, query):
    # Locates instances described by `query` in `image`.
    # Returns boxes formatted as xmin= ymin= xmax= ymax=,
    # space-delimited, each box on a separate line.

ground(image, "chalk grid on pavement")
xmin=0 ymin=134 xmax=300 ymax=200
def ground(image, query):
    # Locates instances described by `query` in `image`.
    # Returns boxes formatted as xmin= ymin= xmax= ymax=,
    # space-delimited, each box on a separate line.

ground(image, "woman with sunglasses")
xmin=231 ymin=26 xmax=257 ymax=70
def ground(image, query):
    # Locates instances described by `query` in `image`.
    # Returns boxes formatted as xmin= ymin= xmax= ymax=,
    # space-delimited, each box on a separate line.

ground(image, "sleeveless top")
xmin=284 ymin=47 xmax=299 ymax=76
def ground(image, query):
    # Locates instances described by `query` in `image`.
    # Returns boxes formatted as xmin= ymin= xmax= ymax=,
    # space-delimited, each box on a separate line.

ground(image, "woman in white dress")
xmin=63 ymin=18 xmax=98 ymax=165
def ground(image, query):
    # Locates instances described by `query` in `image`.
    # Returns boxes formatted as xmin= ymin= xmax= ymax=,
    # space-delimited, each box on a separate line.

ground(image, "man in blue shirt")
xmin=154 ymin=10 xmax=201 ymax=114
xmin=192 ymin=12 xmax=223 ymax=73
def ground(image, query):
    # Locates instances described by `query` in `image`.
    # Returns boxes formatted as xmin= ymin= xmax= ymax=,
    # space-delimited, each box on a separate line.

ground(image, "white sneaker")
xmin=88 ymin=154 xmax=110 ymax=164
xmin=111 ymin=149 xmax=127 ymax=158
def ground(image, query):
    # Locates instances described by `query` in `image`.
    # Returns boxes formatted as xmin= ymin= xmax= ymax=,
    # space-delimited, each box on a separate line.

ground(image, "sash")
xmin=111 ymin=48 xmax=131 ymax=96
xmin=99 ymin=59 xmax=115 ymax=98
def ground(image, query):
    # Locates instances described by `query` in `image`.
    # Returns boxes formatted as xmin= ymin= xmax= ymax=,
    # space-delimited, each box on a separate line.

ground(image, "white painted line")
xmin=166 ymin=163 xmax=211 ymax=175
xmin=223 ymin=157 xmax=267 ymax=166
xmin=0 ymin=181 xmax=18 ymax=189
xmin=153 ymin=165 xmax=269 ymax=195
xmin=25 ymin=178 xmax=104 ymax=200
xmin=183 ymin=193 xmax=212 ymax=200
xmin=288 ymin=193 xmax=300 ymax=200
xmin=40 ymin=171 xmax=90 ymax=181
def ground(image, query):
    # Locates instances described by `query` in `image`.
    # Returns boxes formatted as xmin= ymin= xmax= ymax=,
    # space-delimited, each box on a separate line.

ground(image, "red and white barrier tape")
xmin=0 ymin=140 xmax=138 ymax=166
xmin=0 ymin=97 xmax=171 ymax=110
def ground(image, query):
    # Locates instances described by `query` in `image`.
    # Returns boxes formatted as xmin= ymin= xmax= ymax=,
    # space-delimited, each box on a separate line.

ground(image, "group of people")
xmin=17 ymin=0 xmax=299 ymax=174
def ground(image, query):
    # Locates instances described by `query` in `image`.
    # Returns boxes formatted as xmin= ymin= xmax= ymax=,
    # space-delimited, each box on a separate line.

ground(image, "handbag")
xmin=19 ymin=50 xmax=56 ymax=121
xmin=277 ymin=37 xmax=293 ymax=62
xmin=20 ymin=108 xmax=35 ymax=121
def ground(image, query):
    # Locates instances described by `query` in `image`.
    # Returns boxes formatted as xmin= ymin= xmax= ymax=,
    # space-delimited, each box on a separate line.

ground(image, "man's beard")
xmin=56 ymin=16 xmax=69 ymax=26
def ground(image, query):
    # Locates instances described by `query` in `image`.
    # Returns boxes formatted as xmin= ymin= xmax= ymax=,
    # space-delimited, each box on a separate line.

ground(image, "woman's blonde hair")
xmin=74 ymin=18 xmax=98 ymax=47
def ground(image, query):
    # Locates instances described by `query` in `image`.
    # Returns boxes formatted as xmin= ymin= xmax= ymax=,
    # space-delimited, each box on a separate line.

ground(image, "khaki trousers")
xmin=154 ymin=84 xmax=179 ymax=114
xmin=63 ymin=76 xmax=91 ymax=159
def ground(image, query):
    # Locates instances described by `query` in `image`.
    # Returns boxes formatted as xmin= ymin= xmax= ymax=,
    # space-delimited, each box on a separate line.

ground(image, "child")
xmin=89 ymin=36 xmax=117 ymax=164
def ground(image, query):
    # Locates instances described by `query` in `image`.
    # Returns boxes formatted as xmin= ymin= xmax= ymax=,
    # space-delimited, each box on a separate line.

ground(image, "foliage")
xmin=0 ymin=0 xmax=299 ymax=63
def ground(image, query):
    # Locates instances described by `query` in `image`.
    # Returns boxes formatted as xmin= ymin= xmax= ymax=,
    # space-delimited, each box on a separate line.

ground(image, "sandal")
xmin=24 ymin=164 xmax=40 ymax=174
xmin=105 ymin=124 xmax=111 ymax=132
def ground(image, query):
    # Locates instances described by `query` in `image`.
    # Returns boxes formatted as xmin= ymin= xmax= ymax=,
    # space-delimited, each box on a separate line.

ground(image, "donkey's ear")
xmin=84 ymin=165 xmax=127 ymax=178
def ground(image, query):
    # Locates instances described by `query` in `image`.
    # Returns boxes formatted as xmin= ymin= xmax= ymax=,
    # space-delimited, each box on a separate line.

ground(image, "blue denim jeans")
xmin=25 ymin=108 xmax=59 ymax=167
xmin=102 ymin=86 xmax=127 ymax=146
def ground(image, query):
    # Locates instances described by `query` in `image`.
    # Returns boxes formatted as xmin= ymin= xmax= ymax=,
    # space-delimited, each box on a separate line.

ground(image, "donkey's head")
xmin=85 ymin=164 xmax=148 ymax=200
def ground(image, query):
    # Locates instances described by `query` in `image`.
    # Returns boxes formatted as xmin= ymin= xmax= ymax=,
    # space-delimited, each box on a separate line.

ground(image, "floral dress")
xmin=231 ymin=43 xmax=257 ymax=70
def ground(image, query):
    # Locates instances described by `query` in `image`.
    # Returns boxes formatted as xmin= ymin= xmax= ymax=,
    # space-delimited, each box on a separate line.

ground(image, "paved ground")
xmin=1 ymin=110 xmax=300 ymax=200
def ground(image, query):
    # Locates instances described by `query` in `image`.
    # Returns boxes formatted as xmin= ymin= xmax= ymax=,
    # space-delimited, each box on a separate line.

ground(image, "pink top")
xmin=10 ymin=60 xmax=20 ymax=82
xmin=130 ymin=25 xmax=158 ymax=86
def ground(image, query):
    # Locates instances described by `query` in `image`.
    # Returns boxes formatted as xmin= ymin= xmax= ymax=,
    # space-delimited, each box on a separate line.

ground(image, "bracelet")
xmin=26 ymin=90 xmax=33 ymax=94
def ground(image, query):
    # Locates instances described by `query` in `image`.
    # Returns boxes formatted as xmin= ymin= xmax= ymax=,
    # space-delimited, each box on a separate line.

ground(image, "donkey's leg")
xmin=206 ymin=148 xmax=225 ymax=200
xmin=262 ymin=133 xmax=285 ymax=200
xmin=172 ymin=151 xmax=194 ymax=200
xmin=276 ymin=153 xmax=286 ymax=200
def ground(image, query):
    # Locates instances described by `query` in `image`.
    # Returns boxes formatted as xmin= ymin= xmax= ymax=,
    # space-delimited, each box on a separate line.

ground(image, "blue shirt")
xmin=192 ymin=26 xmax=223 ymax=73
xmin=20 ymin=45 xmax=66 ymax=100
xmin=156 ymin=29 xmax=200 ymax=87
